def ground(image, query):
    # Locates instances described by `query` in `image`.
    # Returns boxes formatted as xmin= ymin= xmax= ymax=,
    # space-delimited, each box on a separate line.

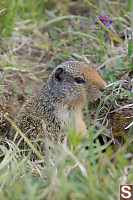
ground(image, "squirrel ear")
xmin=55 ymin=67 xmax=63 ymax=81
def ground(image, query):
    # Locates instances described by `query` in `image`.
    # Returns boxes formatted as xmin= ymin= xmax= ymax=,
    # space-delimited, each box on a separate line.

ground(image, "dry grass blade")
xmin=62 ymin=144 xmax=88 ymax=178
xmin=4 ymin=115 xmax=45 ymax=162
xmin=110 ymin=103 xmax=133 ymax=113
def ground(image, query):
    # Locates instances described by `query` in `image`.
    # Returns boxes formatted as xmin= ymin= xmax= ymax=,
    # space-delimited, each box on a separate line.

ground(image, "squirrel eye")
xmin=74 ymin=77 xmax=85 ymax=84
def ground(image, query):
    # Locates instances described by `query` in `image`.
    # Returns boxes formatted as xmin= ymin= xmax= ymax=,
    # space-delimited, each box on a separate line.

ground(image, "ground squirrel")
xmin=10 ymin=60 xmax=106 ymax=148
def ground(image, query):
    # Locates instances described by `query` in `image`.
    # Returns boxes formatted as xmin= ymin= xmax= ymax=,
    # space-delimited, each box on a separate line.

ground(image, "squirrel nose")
xmin=100 ymin=84 xmax=107 ymax=93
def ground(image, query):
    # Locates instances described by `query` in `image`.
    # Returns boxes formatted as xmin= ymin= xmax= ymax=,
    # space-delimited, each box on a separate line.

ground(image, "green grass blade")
xmin=38 ymin=15 xmax=88 ymax=29
xmin=97 ymin=55 xmax=126 ymax=70
xmin=128 ymin=39 xmax=132 ymax=58
xmin=0 ymin=8 xmax=7 ymax=15
xmin=66 ymin=31 xmax=100 ymax=42
xmin=97 ymin=19 xmax=128 ymax=49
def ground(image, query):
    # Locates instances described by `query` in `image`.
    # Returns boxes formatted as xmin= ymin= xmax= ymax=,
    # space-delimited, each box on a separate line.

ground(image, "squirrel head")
xmin=47 ymin=61 xmax=106 ymax=107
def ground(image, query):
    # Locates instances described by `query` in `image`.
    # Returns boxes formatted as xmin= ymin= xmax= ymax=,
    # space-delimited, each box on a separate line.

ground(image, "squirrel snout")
xmin=99 ymin=83 xmax=107 ymax=93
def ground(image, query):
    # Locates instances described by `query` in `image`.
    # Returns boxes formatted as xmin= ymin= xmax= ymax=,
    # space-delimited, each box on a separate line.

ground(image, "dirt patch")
xmin=0 ymin=71 xmax=44 ymax=137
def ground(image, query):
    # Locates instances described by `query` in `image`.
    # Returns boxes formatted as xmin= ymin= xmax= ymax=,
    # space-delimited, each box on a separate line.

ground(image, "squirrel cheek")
xmin=86 ymin=86 xmax=100 ymax=101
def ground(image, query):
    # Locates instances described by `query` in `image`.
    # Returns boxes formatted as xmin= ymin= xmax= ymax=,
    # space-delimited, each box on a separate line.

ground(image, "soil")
xmin=0 ymin=71 xmax=43 ymax=137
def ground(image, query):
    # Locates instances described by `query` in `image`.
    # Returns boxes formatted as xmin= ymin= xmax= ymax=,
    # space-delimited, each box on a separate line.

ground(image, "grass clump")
xmin=0 ymin=124 xmax=132 ymax=200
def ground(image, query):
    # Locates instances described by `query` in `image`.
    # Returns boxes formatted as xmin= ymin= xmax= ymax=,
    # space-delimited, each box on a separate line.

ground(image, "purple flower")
xmin=93 ymin=13 xmax=112 ymax=30
xmin=79 ymin=25 xmax=84 ymax=30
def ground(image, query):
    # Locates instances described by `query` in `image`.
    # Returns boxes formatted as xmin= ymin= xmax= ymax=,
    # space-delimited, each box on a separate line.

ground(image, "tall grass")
xmin=0 ymin=120 xmax=132 ymax=200
xmin=0 ymin=0 xmax=45 ymax=35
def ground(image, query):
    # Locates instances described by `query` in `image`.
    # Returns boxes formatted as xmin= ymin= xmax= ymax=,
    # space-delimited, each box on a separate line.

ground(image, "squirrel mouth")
xmin=89 ymin=91 xmax=103 ymax=101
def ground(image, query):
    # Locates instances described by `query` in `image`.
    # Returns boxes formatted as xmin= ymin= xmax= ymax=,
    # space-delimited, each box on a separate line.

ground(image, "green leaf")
xmin=47 ymin=61 xmax=56 ymax=68
xmin=48 ymin=27 xmax=58 ymax=39
xmin=0 ymin=85 xmax=8 ymax=93
xmin=110 ymin=75 xmax=117 ymax=82
xmin=101 ymin=69 xmax=107 ymax=78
